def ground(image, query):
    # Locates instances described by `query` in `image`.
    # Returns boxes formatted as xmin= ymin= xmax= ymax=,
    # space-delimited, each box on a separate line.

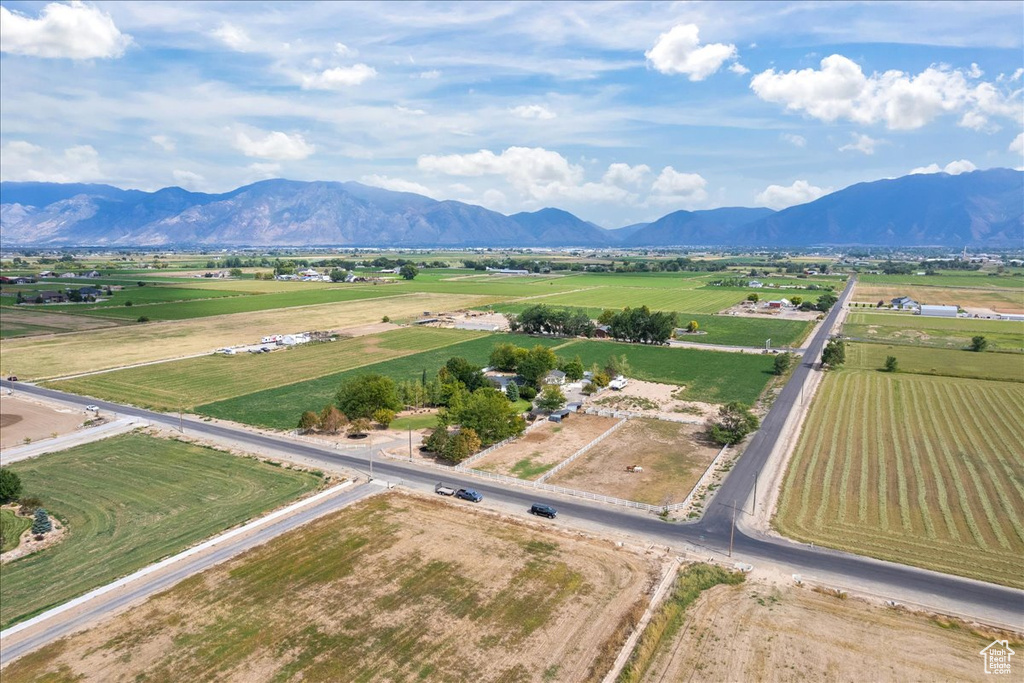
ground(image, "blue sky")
xmin=1 ymin=1 xmax=1022 ymax=227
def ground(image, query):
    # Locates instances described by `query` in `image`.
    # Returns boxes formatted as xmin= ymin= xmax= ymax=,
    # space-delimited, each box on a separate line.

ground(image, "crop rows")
xmin=776 ymin=371 xmax=1024 ymax=588
xmin=532 ymin=286 xmax=743 ymax=314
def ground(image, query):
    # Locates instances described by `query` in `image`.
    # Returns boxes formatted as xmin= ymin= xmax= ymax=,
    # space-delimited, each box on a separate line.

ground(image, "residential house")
xmin=890 ymin=296 xmax=919 ymax=310
xmin=76 ymin=286 xmax=103 ymax=298
xmin=37 ymin=290 xmax=67 ymax=303
xmin=83 ymin=270 xmax=101 ymax=278
xmin=543 ymin=369 xmax=567 ymax=385
xmin=748 ymin=280 xmax=763 ymax=288
xmin=593 ymin=324 xmax=612 ymax=338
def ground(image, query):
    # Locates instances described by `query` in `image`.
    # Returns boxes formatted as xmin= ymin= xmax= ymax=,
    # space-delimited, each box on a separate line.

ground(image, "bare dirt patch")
xmin=549 ymin=419 xmax=720 ymax=506
xmin=641 ymin=579 xmax=1017 ymax=682
xmin=589 ymin=379 xmax=717 ymax=422
xmin=719 ymin=302 xmax=821 ymax=321
xmin=0 ymin=308 xmax=122 ymax=336
xmin=4 ymin=493 xmax=658 ymax=683
xmin=473 ymin=414 xmax=621 ymax=479
xmin=0 ymin=395 xmax=86 ymax=450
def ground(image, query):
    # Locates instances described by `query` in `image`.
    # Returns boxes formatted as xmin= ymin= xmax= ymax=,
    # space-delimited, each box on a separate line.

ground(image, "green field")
xmin=844 ymin=311 xmax=1024 ymax=352
xmin=529 ymin=286 xmax=743 ymax=314
xmin=42 ymin=284 xmax=250 ymax=310
xmin=195 ymin=333 xmax=567 ymax=429
xmin=846 ymin=342 xmax=1024 ymax=382
xmin=0 ymin=433 xmax=321 ymax=627
xmin=0 ymin=509 xmax=32 ymax=553
xmin=775 ymin=371 xmax=1024 ymax=588
xmin=47 ymin=327 xmax=486 ymax=411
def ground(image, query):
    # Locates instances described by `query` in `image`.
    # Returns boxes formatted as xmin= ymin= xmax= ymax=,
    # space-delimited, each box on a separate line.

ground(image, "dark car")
xmin=6 ymin=376 xmax=17 ymax=381
xmin=529 ymin=503 xmax=557 ymax=519
xmin=454 ymin=488 xmax=482 ymax=502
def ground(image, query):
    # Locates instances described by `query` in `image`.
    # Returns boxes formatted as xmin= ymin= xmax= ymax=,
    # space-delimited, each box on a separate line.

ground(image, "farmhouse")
xmin=37 ymin=290 xmax=67 ymax=303
xmin=544 ymin=369 xmax=567 ymax=385
xmin=919 ymin=304 xmax=958 ymax=318
xmin=891 ymin=296 xmax=919 ymax=310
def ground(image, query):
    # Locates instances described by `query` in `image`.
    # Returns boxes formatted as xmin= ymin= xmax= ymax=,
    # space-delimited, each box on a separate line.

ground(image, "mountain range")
xmin=1 ymin=169 xmax=1021 ymax=248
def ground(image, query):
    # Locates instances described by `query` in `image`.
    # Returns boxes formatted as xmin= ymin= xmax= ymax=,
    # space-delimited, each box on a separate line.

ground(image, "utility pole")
xmin=729 ymin=499 xmax=736 ymax=557
xmin=409 ymin=428 xmax=413 ymax=462
xmin=369 ymin=448 xmax=374 ymax=481
xmin=752 ymin=468 xmax=760 ymax=515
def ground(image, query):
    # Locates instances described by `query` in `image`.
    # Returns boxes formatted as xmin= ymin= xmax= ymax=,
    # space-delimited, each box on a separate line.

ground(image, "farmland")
xmin=844 ymin=310 xmax=1024 ymax=352
xmin=548 ymin=419 xmax=720 ymax=506
xmin=0 ymin=307 xmax=122 ymax=338
xmin=775 ymin=370 xmax=1024 ymax=589
xmin=2 ymin=494 xmax=654 ymax=682
xmin=0 ymin=432 xmax=321 ymax=627
xmin=473 ymin=415 xmax=621 ymax=480
xmin=858 ymin=272 xmax=1024 ymax=289
xmin=48 ymin=327 xmax=487 ymax=411
xmin=0 ymin=292 xmax=493 ymax=379
xmin=846 ymin=341 xmax=1024 ymax=382
xmin=529 ymin=286 xmax=744 ymax=315
xmin=853 ymin=282 xmax=1024 ymax=313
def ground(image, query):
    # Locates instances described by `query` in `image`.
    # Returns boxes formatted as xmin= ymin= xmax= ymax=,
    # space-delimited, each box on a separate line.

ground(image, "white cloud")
xmin=750 ymin=54 xmax=1021 ymax=131
xmin=0 ymin=1 xmax=131 ymax=59
xmin=909 ymin=159 xmax=976 ymax=175
xmin=172 ymin=169 xmax=205 ymax=189
xmin=211 ymin=22 xmax=252 ymax=51
xmin=334 ymin=42 xmax=357 ymax=57
xmin=394 ymin=105 xmax=426 ymax=115
xmin=247 ymin=162 xmax=281 ymax=179
xmin=1010 ymin=133 xmax=1024 ymax=155
xmin=150 ymin=135 xmax=175 ymax=152
xmin=968 ymin=63 xmax=983 ymax=79
xmin=418 ymin=69 xmax=442 ymax=79
xmin=755 ymin=180 xmax=829 ymax=210
xmin=839 ymin=133 xmax=882 ymax=155
xmin=645 ymin=24 xmax=738 ymax=81
xmin=649 ymin=166 xmax=708 ymax=204
xmin=0 ymin=141 xmax=102 ymax=182
xmin=780 ymin=133 xmax=807 ymax=147
xmin=300 ymin=64 xmax=377 ymax=89
xmin=729 ymin=62 xmax=750 ymax=75
xmin=360 ymin=174 xmax=438 ymax=197
xmin=510 ymin=104 xmax=556 ymax=120
xmin=602 ymin=163 xmax=651 ymax=188
xmin=233 ymin=130 xmax=315 ymax=161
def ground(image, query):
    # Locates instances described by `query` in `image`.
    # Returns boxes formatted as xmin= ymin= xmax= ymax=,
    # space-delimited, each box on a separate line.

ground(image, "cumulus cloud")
xmin=780 ymin=133 xmax=807 ymax=147
xmin=755 ymin=180 xmax=829 ymax=210
xmin=729 ymin=62 xmax=750 ymax=75
xmin=602 ymin=163 xmax=651 ymax=188
xmin=750 ymin=54 xmax=1021 ymax=131
xmin=645 ymin=24 xmax=738 ymax=81
xmin=649 ymin=166 xmax=709 ymax=205
xmin=211 ymin=22 xmax=252 ymax=51
xmin=0 ymin=141 xmax=103 ymax=182
xmin=300 ymin=64 xmax=377 ymax=89
xmin=510 ymin=104 xmax=556 ymax=120
xmin=839 ymin=133 xmax=883 ymax=155
xmin=234 ymin=129 xmax=315 ymax=160
xmin=360 ymin=174 xmax=438 ymax=198
xmin=172 ymin=169 xmax=205 ymax=189
xmin=1010 ymin=133 xmax=1024 ymax=155
xmin=334 ymin=42 xmax=357 ymax=57
xmin=150 ymin=135 xmax=175 ymax=152
xmin=909 ymin=159 xmax=976 ymax=175
xmin=0 ymin=1 xmax=131 ymax=59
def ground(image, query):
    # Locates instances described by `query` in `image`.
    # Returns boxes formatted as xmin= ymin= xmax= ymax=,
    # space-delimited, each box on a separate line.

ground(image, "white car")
xmin=86 ymin=404 xmax=99 ymax=411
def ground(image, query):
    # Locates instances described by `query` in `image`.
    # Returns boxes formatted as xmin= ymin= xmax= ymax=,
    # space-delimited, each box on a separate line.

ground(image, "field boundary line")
xmin=535 ymin=418 xmax=627 ymax=483
xmin=0 ymin=418 xmax=148 ymax=464
xmin=0 ymin=480 xmax=354 ymax=640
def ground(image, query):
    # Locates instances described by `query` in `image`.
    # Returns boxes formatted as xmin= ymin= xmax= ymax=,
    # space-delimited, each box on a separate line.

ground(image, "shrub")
xmin=518 ymin=385 xmax=537 ymax=400
xmin=17 ymin=496 xmax=42 ymax=516
xmin=440 ymin=427 xmax=481 ymax=463
xmin=685 ymin=320 xmax=699 ymax=333
xmin=136 ymin=315 xmax=150 ymax=323
xmin=297 ymin=410 xmax=320 ymax=432
xmin=382 ymin=315 xmax=390 ymax=323
xmin=124 ymin=301 xmax=133 ymax=307
xmin=0 ymin=468 xmax=23 ymax=504
xmin=32 ymin=508 xmax=52 ymax=535
xmin=372 ymin=408 xmax=396 ymax=429
xmin=319 ymin=405 xmax=347 ymax=434
xmin=505 ymin=382 xmax=520 ymax=402
xmin=347 ymin=417 xmax=372 ymax=436
xmin=884 ymin=356 xmax=899 ymax=372
xmin=969 ymin=335 xmax=988 ymax=352
xmin=772 ymin=352 xmax=792 ymax=376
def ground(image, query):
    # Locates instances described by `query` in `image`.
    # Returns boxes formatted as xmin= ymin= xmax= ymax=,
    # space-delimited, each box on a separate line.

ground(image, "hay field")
xmin=844 ymin=311 xmax=1024 ymax=352
xmin=0 ymin=292 xmax=494 ymax=379
xmin=775 ymin=371 xmax=1024 ymax=588
xmin=846 ymin=342 xmax=1024 ymax=382
xmin=853 ymin=283 xmax=1024 ymax=313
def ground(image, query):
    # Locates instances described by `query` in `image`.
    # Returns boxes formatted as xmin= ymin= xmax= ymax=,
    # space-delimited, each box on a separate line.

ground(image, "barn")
xmin=919 ymin=304 xmax=958 ymax=318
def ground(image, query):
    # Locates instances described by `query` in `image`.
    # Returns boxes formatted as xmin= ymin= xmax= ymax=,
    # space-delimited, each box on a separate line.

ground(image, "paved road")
xmin=0 ymin=483 xmax=381 ymax=666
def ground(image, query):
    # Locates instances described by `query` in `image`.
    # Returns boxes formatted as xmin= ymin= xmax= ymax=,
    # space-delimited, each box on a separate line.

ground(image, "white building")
xmin=919 ymin=304 xmax=958 ymax=318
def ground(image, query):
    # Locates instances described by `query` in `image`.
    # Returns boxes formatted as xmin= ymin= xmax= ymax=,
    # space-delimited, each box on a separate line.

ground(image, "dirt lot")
xmin=589 ymin=379 xmax=716 ymax=422
xmin=720 ymin=302 xmax=821 ymax=321
xmin=549 ymin=419 xmax=720 ymax=506
xmin=473 ymin=414 xmax=621 ymax=480
xmin=0 ymin=395 xmax=85 ymax=450
xmin=642 ymin=579 xmax=1016 ymax=682
xmin=4 ymin=493 xmax=658 ymax=683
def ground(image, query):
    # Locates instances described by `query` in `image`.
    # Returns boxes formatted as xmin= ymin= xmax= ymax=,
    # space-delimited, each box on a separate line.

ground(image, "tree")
xmin=440 ymin=428 xmax=481 ymax=464
xmin=336 ymin=374 xmax=401 ymax=419
xmin=517 ymin=345 xmax=558 ymax=386
xmin=489 ymin=342 xmax=521 ymax=372
xmin=423 ymin=423 xmax=449 ymax=453
xmin=970 ymin=335 xmax=988 ymax=352
xmin=877 ymin=299 xmax=885 ymax=308
xmin=399 ymin=264 xmax=419 ymax=280
xmin=884 ymin=356 xmax=899 ymax=372
xmin=32 ymin=508 xmax=52 ymax=535
xmin=597 ymin=309 xmax=617 ymax=325
xmin=536 ymin=385 xmax=567 ymax=412
xmin=790 ymin=296 xmax=802 ymax=307
xmin=453 ymin=387 xmax=526 ymax=445
xmin=685 ymin=320 xmax=699 ymax=333
xmin=136 ymin=316 xmax=150 ymax=323
xmin=297 ymin=410 xmax=320 ymax=432
xmin=372 ymin=408 xmax=396 ymax=429
xmin=709 ymin=402 xmax=760 ymax=445
xmin=747 ymin=293 xmax=759 ymax=303
xmin=773 ymin=352 xmax=793 ymax=375
xmin=444 ymin=356 xmax=487 ymax=392
xmin=815 ymin=292 xmax=838 ymax=312
xmin=606 ymin=354 xmax=630 ymax=378
xmin=329 ymin=268 xmax=347 ymax=282
xmin=347 ymin=417 xmax=372 ymax=437
xmin=559 ymin=355 xmax=584 ymax=381
xmin=0 ymin=467 xmax=23 ymax=503
xmin=319 ymin=405 xmax=347 ymax=433
xmin=229 ymin=268 xmax=244 ymax=277
xmin=505 ymin=381 xmax=520 ymax=402
xmin=821 ymin=338 xmax=846 ymax=368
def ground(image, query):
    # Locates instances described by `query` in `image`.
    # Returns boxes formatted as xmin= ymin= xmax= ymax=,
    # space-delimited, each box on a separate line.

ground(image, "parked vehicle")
xmin=85 ymin=404 xmax=99 ymax=411
xmin=529 ymin=503 xmax=557 ymax=519
xmin=6 ymin=375 xmax=17 ymax=381
xmin=435 ymin=482 xmax=456 ymax=496
xmin=454 ymin=488 xmax=482 ymax=502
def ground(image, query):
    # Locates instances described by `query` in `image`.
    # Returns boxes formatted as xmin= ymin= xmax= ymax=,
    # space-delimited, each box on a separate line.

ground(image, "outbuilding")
xmin=919 ymin=304 xmax=958 ymax=318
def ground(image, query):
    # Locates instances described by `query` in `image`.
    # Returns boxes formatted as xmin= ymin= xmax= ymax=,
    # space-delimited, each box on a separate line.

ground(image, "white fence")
xmin=583 ymin=407 xmax=703 ymax=425
xmin=535 ymin=418 xmax=627 ymax=483
xmin=464 ymin=468 xmax=669 ymax=513
xmin=454 ymin=418 xmax=546 ymax=470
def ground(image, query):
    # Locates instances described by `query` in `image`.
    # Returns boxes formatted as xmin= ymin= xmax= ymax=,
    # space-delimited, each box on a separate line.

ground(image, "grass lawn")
xmin=389 ymin=413 xmax=440 ymax=430
xmin=196 ymin=333 xmax=565 ymax=430
xmin=843 ymin=311 xmax=1024 ymax=352
xmin=0 ymin=509 xmax=32 ymax=553
xmin=0 ymin=432 xmax=321 ymax=628
xmin=846 ymin=342 xmax=1024 ymax=382
xmin=775 ymin=370 xmax=1024 ymax=588
xmin=48 ymin=327 xmax=486 ymax=411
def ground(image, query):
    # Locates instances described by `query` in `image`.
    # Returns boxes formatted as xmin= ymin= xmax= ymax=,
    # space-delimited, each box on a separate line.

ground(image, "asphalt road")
xmin=2 ymin=286 xmax=1022 ymax=630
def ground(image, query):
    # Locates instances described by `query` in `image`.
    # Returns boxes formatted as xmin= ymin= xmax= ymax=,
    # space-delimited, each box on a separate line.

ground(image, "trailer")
xmin=435 ymin=482 xmax=456 ymax=496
